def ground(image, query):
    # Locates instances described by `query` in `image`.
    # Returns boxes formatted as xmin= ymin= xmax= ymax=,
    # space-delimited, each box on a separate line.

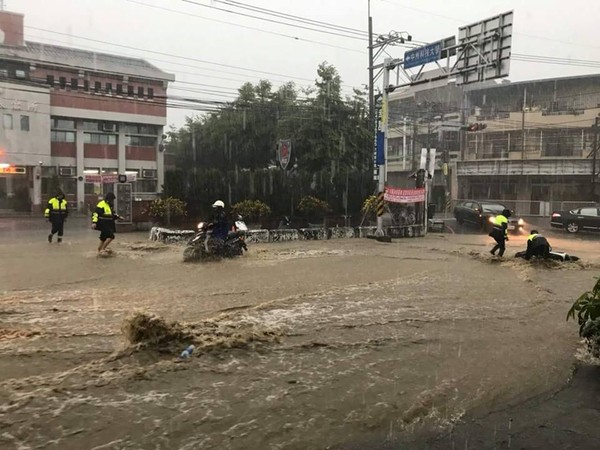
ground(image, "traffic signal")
xmin=461 ymin=123 xmax=487 ymax=132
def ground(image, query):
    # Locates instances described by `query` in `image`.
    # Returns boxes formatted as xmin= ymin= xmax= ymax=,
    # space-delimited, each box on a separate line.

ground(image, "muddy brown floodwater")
xmin=1 ymin=230 xmax=599 ymax=449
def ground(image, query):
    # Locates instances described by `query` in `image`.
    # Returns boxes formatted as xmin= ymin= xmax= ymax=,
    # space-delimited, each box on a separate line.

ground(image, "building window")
xmin=83 ymin=121 xmax=100 ymax=131
xmin=116 ymin=84 xmax=123 ymax=95
xmin=127 ymin=85 xmax=134 ymax=97
xmin=94 ymin=81 xmax=101 ymax=93
xmin=84 ymin=133 xmax=117 ymax=145
xmin=51 ymin=131 xmax=76 ymax=143
xmin=135 ymin=179 xmax=158 ymax=193
xmin=59 ymin=77 xmax=67 ymax=89
xmin=139 ymin=125 xmax=157 ymax=135
xmin=3 ymin=114 xmax=13 ymax=130
xmin=106 ymin=82 xmax=112 ymax=94
xmin=52 ymin=118 xmax=76 ymax=129
xmin=127 ymin=135 xmax=156 ymax=147
xmin=70 ymin=78 xmax=78 ymax=90
xmin=138 ymin=86 xmax=144 ymax=98
xmin=148 ymin=88 xmax=154 ymax=99
xmin=84 ymin=80 xmax=89 ymax=91
xmin=20 ymin=115 xmax=29 ymax=132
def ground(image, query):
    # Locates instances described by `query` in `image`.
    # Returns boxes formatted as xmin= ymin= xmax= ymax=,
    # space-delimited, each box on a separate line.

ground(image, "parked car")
xmin=454 ymin=200 xmax=525 ymax=233
xmin=550 ymin=206 xmax=600 ymax=233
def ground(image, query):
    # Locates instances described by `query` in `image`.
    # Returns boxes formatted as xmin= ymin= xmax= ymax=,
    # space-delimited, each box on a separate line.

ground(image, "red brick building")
xmin=0 ymin=10 xmax=174 ymax=213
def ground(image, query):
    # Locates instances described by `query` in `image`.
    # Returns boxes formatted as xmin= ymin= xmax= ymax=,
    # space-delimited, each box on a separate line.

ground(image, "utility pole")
xmin=521 ymin=87 xmax=527 ymax=160
xmin=368 ymin=0 xmax=374 ymax=130
xmin=593 ymin=116 xmax=599 ymax=199
xmin=376 ymin=58 xmax=391 ymax=236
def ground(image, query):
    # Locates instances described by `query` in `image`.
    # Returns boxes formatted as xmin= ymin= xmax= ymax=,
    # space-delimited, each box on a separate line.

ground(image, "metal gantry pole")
xmin=376 ymin=58 xmax=391 ymax=236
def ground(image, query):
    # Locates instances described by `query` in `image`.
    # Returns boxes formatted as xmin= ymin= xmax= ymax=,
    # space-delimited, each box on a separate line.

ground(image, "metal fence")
xmin=448 ymin=199 xmax=598 ymax=217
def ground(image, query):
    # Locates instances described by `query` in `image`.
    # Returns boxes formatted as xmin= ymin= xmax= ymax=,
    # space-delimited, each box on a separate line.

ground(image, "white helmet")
xmin=212 ymin=200 xmax=225 ymax=208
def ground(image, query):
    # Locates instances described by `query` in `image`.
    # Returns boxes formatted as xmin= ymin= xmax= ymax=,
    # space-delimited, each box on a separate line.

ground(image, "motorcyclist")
xmin=524 ymin=230 xmax=551 ymax=260
xmin=209 ymin=200 xmax=228 ymax=241
xmin=489 ymin=208 xmax=511 ymax=257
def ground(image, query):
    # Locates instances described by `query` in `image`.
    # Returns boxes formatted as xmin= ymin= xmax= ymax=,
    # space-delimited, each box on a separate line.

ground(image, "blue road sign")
xmin=404 ymin=42 xmax=443 ymax=69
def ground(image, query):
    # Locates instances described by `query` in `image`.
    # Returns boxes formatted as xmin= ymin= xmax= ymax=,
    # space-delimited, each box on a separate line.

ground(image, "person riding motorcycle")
xmin=209 ymin=200 xmax=228 ymax=241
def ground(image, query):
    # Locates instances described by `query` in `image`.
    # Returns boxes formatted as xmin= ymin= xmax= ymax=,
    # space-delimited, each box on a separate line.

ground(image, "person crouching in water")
xmin=92 ymin=192 xmax=122 ymax=255
xmin=524 ymin=230 xmax=551 ymax=260
xmin=489 ymin=208 xmax=511 ymax=257
xmin=45 ymin=190 xmax=68 ymax=243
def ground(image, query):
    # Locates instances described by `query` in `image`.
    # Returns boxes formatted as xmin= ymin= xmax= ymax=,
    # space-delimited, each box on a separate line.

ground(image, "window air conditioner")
xmin=103 ymin=123 xmax=116 ymax=132
xmin=58 ymin=167 xmax=75 ymax=177
xmin=142 ymin=169 xmax=157 ymax=179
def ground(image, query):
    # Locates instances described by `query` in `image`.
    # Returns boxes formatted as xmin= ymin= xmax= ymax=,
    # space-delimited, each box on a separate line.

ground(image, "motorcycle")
xmin=183 ymin=217 xmax=248 ymax=262
xmin=514 ymin=250 xmax=580 ymax=262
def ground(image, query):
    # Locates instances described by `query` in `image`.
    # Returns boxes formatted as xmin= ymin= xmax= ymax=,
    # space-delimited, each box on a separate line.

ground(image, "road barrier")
xmin=149 ymin=225 xmax=427 ymax=244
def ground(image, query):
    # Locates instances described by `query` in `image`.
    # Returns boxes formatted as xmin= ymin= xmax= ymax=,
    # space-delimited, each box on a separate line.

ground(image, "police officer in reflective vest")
xmin=489 ymin=208 xmax=511 ymax=257
xmin=92 ymin=192 xmax=122 ymax=254
xmin=525 ymin=230 xmax=551 ymax=260
xmin=44 ymin=190 xmax=68 ymax=243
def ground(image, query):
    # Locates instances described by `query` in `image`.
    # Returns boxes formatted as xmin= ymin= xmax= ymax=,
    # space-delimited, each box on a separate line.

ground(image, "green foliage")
xmin=147 ymin=197 xmax=187 ymax=220
xmin=231 ymin=200 xmax=272 ymax=221
xmin=567 ymin=278 xmax=600 ymax=356
xmin=165 ymin=62 xmax=374 ymax=218
xmin=297 ymin=195 xmax=330 ymax=216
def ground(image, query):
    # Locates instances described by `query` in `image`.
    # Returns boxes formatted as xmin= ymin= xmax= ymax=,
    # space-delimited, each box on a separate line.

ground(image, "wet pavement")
xmin=0 ymin=219 xmax=599 ymax=449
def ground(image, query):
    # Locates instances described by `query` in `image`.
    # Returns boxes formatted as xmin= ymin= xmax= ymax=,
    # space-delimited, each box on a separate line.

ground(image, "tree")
xmin=165 ymin=63 xmax=374 ymax=221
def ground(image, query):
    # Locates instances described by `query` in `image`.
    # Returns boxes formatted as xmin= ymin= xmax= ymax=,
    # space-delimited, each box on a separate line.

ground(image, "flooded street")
xmin=1 ymin=222 xmax=599 ymax=449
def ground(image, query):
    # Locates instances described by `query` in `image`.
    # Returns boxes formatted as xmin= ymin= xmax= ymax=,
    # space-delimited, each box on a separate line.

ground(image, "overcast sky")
xmin=7 ymin=0 xmax=600 ymax=128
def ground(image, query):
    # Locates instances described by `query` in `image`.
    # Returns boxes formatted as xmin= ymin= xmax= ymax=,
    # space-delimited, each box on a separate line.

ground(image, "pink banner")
xmin=384 ymin=187 xmax=425 ymax=203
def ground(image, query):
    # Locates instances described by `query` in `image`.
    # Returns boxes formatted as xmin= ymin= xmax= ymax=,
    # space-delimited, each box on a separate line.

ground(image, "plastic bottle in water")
xmin=180 ymin=345 xmax=195 ymax=359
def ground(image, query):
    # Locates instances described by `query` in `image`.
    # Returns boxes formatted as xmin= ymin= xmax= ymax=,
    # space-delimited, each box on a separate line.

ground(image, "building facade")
xmin=0 ymin=10 xmax=174 ymax=213
xmin=387 ymin=74 xmax=600 ymax=215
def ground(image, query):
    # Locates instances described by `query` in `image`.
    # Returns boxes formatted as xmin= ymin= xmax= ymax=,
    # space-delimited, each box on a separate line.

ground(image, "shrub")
xmin=567 ymin=278 xmax=600 ymax=357
xmin=297 ymin=195 xmax=330 ymax=216
xmin=146 ymin=197 xmax=187 ymax=221
xmin=231 ymin=200 xmax=271 ymax=221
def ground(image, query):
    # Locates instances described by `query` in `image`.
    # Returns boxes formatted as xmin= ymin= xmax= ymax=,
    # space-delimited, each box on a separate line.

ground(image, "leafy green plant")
xmin=297 ymin=195 xmax=330 ymax=216
xmin=146 ymin=197 xmax=187 ymax=221
xmin=231 ymin=200 xmax=271 ymax=221
xmin=567 ymin=278 xmax=600 ymax=357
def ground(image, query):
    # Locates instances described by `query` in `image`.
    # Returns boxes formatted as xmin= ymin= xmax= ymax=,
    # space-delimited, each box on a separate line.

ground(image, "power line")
xmin=379 ymin=0 xmax=600 ymax=50
xmin=23 ymin=28 xmax=362 ymax=98
xmin=24 ymin=26 xmax=317 ymax=82
xmin=182 ymin=0 xmax=366 ymax=41
xmin=24 ymin=32 xmax=313 ymax=91
xmin=125 ymin=0 xmax=364 ymax=54
xmin=215 ymin=0 xmax=368 ymax=36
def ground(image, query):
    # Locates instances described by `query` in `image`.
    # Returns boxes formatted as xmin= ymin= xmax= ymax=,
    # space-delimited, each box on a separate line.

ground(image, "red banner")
xmin=384 ymin=187 xmax=425 ymax=203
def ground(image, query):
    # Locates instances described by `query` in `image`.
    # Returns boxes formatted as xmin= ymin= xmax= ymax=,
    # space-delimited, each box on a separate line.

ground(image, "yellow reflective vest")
xmin=493 ymin=214 xmax=508 ymax=236
xmin=92 ymin=200 xmax=115 ymax=223
xmin=44 ymin=197 xmax=68 ymax=219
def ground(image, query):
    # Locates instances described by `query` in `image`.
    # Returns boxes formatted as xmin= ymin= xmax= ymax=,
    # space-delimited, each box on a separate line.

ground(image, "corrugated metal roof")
xmin=0 ymin=41 xmax=174 ymax=82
